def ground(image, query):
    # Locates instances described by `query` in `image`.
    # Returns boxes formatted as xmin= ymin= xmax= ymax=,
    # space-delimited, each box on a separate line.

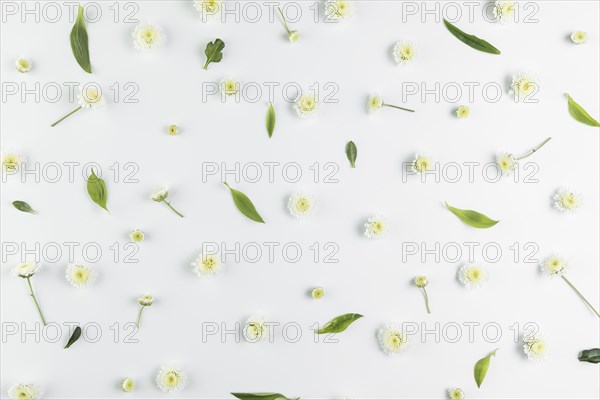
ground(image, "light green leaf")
xmin=316 ymin=313 xmax=363 ymax=334
xmin=474 ymin=349 xmax=498 ymax=388
xmin=345 ymin=141 xmax=357 ymax=168
xmin=443 ymin=19 xmax=500 ymax=55
xmin=567 ymin=94 xmax=600 ymax=127
xmin=445 ymin=202 xmax=498 ymax=229
xmin=266 ymin=103 xmax=276 ymax=138
xmin=203 ymin=38 xmax=225 ymax=70
xmin=223 ymin=182 xmax=265 ymax=223
xmin=12 ymin=200 xmax=36 ymax=214
xmin=231 ymin=393 xmax=299 ymax=400
xmin=87 ymin=168 xmax=109 ymax=212
xmin=70 ymin=5 xmax=92 ymax=73
xmin=578 ymin=348 xmax=600 ymax=364
xmin=64 ymin=326 xmax=82 ymax=349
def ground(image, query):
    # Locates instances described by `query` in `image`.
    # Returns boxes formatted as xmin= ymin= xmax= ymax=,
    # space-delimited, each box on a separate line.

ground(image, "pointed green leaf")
xmin=87 ymin=168 xmax=109 ymax=212
xmin=316 ymin=313 xmax=363 ymax=334
xmin=266 ymin=103 xmax=276 ymax=138
xmin=474 ymin=349 xmax=498 ymax=388
xmin=223 ymin=182 xmax=265 ymax=223
xmin=345 ymin=141 xmax=357 ymax=168
xmin=231 ymin=393 xmax=299 ymax=400
xmin=445 ymin=202 xmax=498 ymax=229
xmin=70 ymin=5 xmax=92 ymax=73
xmin=203 ymin=38 xmax=225 ymax=70
xmin=443 ymin=19 xmax=500 ymax=55
xmin=12 ymin=200 xmax=37 ymax=214
xmin=578 ymin=348 xmax=600 ymax=364
xmin=567 ymin=94 xmax=600 ymax=127
xmin=64 ymin=326 xmax=82 ymax=349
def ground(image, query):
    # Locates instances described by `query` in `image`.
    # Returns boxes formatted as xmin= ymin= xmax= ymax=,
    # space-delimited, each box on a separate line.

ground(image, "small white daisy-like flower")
xmin=1 ymin=149 xmax=22 ymax=173
xmin=288 ymin=30 xmax=300 ymax=43
xmin=393 ymin=41 xmax=416 ymax=64
xmin=456 ymin=105 xmax=470 ymax=119
xmin=243 ymin=314 xmax=269 ymax=342
xmin=448 ymin=388 xmax=465 ymax=400
xmin=13 ymin=262 xmax=40 ymax=278
xmin=411 ymin=154 xmax=432 ymax=173
xmin=132 ymin=23 xmax=165 ymax=51
xmin=458 ymin=264 xmax=488 ymax=288
xmin=156 ymin=366 xmax=185 ymax=392
xmin=129 ymin=229 xmax=144 ymax=243
xmin=167 ymin=124 xmax=179 ymax=135
xmin=496 ymin=152 xmax=517 ymax=176
xmin=324 ymin=0 xmax=353 ymax=22
xmin=78 ymin=85 xmax=105 ymax=109
xmin=540 ymin=255 xmax=567 ymax=277
xmin=493 ymin=0 xmax=516 ymax=23
xmin=367 ymin=93 xmax=383 ymax=113
xmin=65 ymin=263 xmax=96 ymax=288
xmin=8 ymin=383 xmax=42 ymax=400
xmin=193 ymin=0 xmax=221 ymax=18
xmin=553 ymin=189 xmax=582 ymax=212
xmin=311 ymin=286 xmax=325 ymax=299
xmin=294 ymin=94 xmax=319 ymax=118
xmin=288 ymin=193 xmax=314 ymax=218
xmin=150 ymin=187 xmax=169 ymax=202
xmin=571 ymin=31 xmax=587 ymax=44
xmin=191 ymin=252 xmax=222 ymax=277
xmin=121 ymin=377 xmax=136 ymax=393
xmin=509 ymin=73 xmax=537 ymax=101
xmin=138 ymin=294 xmax=154 ymax=306
xmin=221 ymin=78 xmax=239 ymax=97
xmin=377 ymin=324 xmax=409 ymax=355
xmin=523 ymin=335 xmax=549 ymax=361
xmin=16 ymin=58 xmax=32 ymax=73
xmin=364 ymin=216 xmax=387 ymax=239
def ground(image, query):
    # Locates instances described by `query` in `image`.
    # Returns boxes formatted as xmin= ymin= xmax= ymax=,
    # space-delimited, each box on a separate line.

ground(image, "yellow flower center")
xmin=466 ymin=268 xmax=480 ymax=281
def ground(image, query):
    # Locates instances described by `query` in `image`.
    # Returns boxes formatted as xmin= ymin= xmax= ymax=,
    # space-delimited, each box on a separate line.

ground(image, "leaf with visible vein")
xmin=266 ymin=103 xmax=276 ymax=138
xmin=12 ymin=201 xmax=37 ymax=214
xmin=316 ymin=313 xmax=363 ymax=334
xmin=70 ymin=5 xmax=92 ymax=73
xmin=223 ymin=182 xmax=265 ymax=223
xmin=567 ymin=94 xmax=600 ymax=127
xmin=87 ymin=168 xmax=109 ymax=213
xmin=64 ymin=326 xmax=82 ymax=349
xmin=345 ymin=141 xmax=357 ymax=168
xmin=474 ymin=349 xmax=498 ymax=388
xmin=443 ymin=19 xmax=500 ymax=55
xmin=578 ymin=348 xmax=600 ymax=364
xmin=445 ymin=202 xmax=498 ymax=229
xmin=203 ymin=38 xmax=225 ymax=70
xmin=231 ymin=393 xmax=299 ymax=400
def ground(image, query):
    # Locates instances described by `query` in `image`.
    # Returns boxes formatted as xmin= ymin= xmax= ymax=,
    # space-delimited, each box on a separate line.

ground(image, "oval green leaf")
xmin=231 ymin=393 xmax=299 ymax=400
xmin=567 ymin=94 xmax=600 ymax=127
xmin=203 ymin=38 xmax=225 ymax=70
xmin=316 ymin=313 xmax=363 ymax=334
xmin=474 ymin=349 xmax=497 ymax=388
xmin=345 ymin=141 xmax=357 ymax=168
xmin=578 ymin=348 xmax=600 ymax=364
xmin=443 ymin=19 xmax=500 ymax=55
xmin=266 ymin=103 xmax=276 ymax=138
xmin=87 ymin=168 xmax=109 ymax=213
xmin=12 ymin=200 xmax=36 ymax=214
xmin=70 ymin=5 xmax=92 ymax=73
xmin=445 ymin=202 xmax=498 ymax=229
xmin=223 ymin=182 xmax=265 ymax=223
xmin=64 ymin=326 xmax=82 ymax=349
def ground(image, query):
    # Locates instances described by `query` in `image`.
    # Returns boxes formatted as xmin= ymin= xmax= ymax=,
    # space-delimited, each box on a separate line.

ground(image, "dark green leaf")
xmin=70 ymin=5 xmax=92 ymax=73
xmin=231 ymin=393 xmax=299 ymax=400
xmin=87 ymin=168 xmax=109 ymax=212
xmin=223 ymin=182 xmax=265 ymax=223
xmin=12 ymin=200 xmax=36 ymax=214
xmin=316 ymin=313 xmax=363 ymax=334
xmin=203 ymin=38 xmax=225 ymax=70
xmin=578 ymin=348 xmax=600 ymax=363
xmin=443 ymin=19 xmax=500 ymax=55
xmin=266 ymin=103 xmax=276 ymax=138
xmin=345 ymin=141 xmax=357 ymax=168
xmin=474 ymin=349 xmax=497 ymax=388
xmin=567 ymin=94 xmax=600 ymax=127
xmin=445 ymin=202 xmax=498 ymax=229
xmin=64 ymin=326 xmax=82 ymax=349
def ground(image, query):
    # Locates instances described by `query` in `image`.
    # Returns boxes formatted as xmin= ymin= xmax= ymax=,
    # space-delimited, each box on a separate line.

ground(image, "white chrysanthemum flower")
xmin=132 ymin=23 xmax=165 ymax=51
xmin=288 ymin=30 xmax=300 ymax=43
xmin=243 ymin=314 xmax=269 ymax=342
xmin=456 ymin=105 xmax=470 ymax=119
xmin=138 ymin=294 xmax=154 ymax=306
xmin=493 ymin=0 xmax=516 ymax=23
xmin=311 ymin=286 xmax=325 ymax=299
xmin=77 ymin=85 xmax=104 ymax=109
xmin=65 ymin=263 xmax=96 ymax=288
xmin=496 ymin=152 xmax=517 ymax=176
xmin=393 ymin=41 xmax=416 ymax=64
xmin=191 ymin=253 xmax=222 ymax=277
xmin=571 ymin=31 xmax=587 ymax=44
xmin=221 ymin=78 xmax=239 ymax=97
xmin=288 ymin=193 xmax=314 ymax=218
xmin=364 ymin=216 xmax=387 ymax=239
xmin=1 ymin=149 xmax=21 ymax=173
xmin=129 ymin=229 xmax=144 ymax=243
xmin=509 ymin=73 xmax=537 ymax=101
xmin=294 ymin=94 xmax=318 ymax=118
xmin=540 ymin=255 xmax=567 ymax=277
xmin=553 ymin=189 xmax=582 ymax=212
xmin=16 ymin=58 xmax=32 ymax=73
xmin=167 ymin=124 xmax=179 ymax=135
xmin=150 ymin=187 xmax=169 ymax=202
xmin=458 ymin=264 xmax=488 ymax=288
xmin=367 ymin=94 xmax=383 ymax=113
xmin=156 ymin=366 xmax=185 ymax=392
xmin=324 ymin=0 xmax=353 ymax=21
xmin=377 ymin=325 xmax=409 ymax=355
xmin=193 ymin=0 xmax=221 ymax=18
xmin=13 ymin=262 xmax=40 ymax=278
xmin=8 ymin=383 xmax=41 ymax=400
xmin=523 ymin=335 xmax=549 ymax=361
xmin=412 ymin=154 xmax=432 ymax=173
xmin=121 ymin=377 xmax=136 ymax=392
xmin=448 ymin=388 xmax=464 ymax=400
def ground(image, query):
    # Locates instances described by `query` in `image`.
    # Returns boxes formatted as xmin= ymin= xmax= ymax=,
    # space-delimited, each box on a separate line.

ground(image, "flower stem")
xmin=421 ymin=288 xmax=431 ymax=314
xmin=277 ymin=7 xmax=291 ymax=34
xmin=26 ymin=277 xmax=47 ymax=326
xmin=136 ymin=305 xmax=145 ymax=328
xmin=51 ymin=106 xmax=82 ymax=127
xmin=383 ymin=103 xmax=415 ymax=113
xmin=562 ymin=276 xmax=600 ymax=318
xmin=163 ymin=200 xmax=184 ymax=218
xmin=515 ymin=137 xmax=552 ymax=161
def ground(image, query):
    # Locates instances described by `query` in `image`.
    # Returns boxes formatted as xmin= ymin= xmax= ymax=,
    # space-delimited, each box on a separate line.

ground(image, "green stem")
xmin=136 ymin=305 xmax=145 ymax=328
xmin=51 ymin=106 xmax=82 ymax=127
xmin=277 ymin=7 xmax=291 ymax=34
xmin=515 ymin=137 xmax=552 ymax=161
xmin=202 ymin=60 xmax=209 ymax=71
xmin=421 ymin=288 xmax=431 ymax=314
xmin=383 ymin=103 xmax=415 ymax=113
xmin=26 ymin=277 xmax=47 ymax=326
xmin=163 ymin=200 xmax=184 ymax=218
xmin=562 ymin=276 xmax=600 ymax=318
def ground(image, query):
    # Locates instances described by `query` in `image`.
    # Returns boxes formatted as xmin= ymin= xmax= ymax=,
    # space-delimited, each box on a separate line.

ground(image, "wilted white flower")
xmin=294 ymin=94 xmax=318 ymax=118
xmin=493 ymin=0 xmax=516 ymax=23
xmin=15 ymin=58 xmax=32 ymax=73
xmin=65 ymin=263 xmax=96 ymax=288
xmin=448 ymin=388 xmax=465 ymax=400
xmin=458 ymin=264 xmax=488 ymax=288
xmin=121 ymin=377 xmax=136 ymax=393
xmin=311 ymin=286 xmax=325 ymax=299
xmin=540 ymin=255 xmax=567 ymax=277
xmin=414 ymin=276 xmax=431 ymax=313
xmin=8 ymin=383 xmax=41 ymax=400
xmin=129 ymin=229 xmax=144 ymax=243
xmin=367 ymin=93 xmax=414 ymax=113
xmin=167 ymin=124 xmax=179 ymax=135
xmin=156 ymin=366 xmax=185 ymax=392
xmin=377 ymin=324 xmax=409 ymax=355
xmin=510 ymin=73 xmax=537 ymax=101
xmin=496 ymin=152 xmax=517 ymax=175
xmin=132 ymin=23 xmax=165 ymax=50
xmin=456 ymin=105 xmax=470 ymax=119
xmin=364 ymin=216 xmax=387 ymax=239
xmin=288 ymin=30 xmax=300 ymax=43
xmin=221 ymin=78 xmax=239 ymax=97
xmin=243 ymin=314 xmax=268 ymax=342
xmin=288 ymin=193 xmax=314 ymax=218
xmin=324 ymin=0 xmax=353 ymax=22
xmin=393 ymin=41 xmax=416 ymax=64
xmin=1 ymin=149 xmax=22 ymax=173
xmin=13 ymin=261 xmax=40 ymax=278
xmin=138 ymin=294 xmax=154 ymax=306
xmin=191 ymin=253 xmax=222 ymax=277
xmin=193 ymin=0 xmax=221 ymax=18
xmin=571 ymin=31 xmax=587 ymax=44
xmin=411 ymin=154 xmax=432 ymax=173
xmin=523 ymin=335 xmax=549 ymax=361
xmin=150 ymin=187 xmax=184 ymax=217
xmin=78 ymin=85 xmax=104 ymax=109
xmin=553 ymin=189 xmax=582 ymax=212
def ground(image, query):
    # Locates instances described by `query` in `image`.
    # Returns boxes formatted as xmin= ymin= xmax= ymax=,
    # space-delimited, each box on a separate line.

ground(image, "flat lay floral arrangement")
xmin=1 ymin=0 xmax=599 ymax=399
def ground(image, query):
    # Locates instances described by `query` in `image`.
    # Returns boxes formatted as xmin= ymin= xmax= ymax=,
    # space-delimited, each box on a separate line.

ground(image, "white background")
xmin=1 ymin=1 xmax=599 ymax=399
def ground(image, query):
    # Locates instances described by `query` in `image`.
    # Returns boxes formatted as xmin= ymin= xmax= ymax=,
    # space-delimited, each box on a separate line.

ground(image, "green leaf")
xmin=70 ymin=5 xmax=92 ymax=73
xmin=231 ymin=393 xmax=299 ymax=400
xmin=12 ymin=200 xmax=37 ymax=214
xmin=203 ymin=38 xmax=225 ymax=70
xmin=64 ymin=326 xmax=82 ymax=349
xmin=474 ymin=349 xmax=497 ymax=388
xmin=345 ymin=141 xmax=357 ymax=168
xmin=445 ymin=202 xmax=498 ymax=229
xmin=87 ymin=168 xmax=109 ymax=213
xmin=316 ymin=313 xmax=363 ymax=334
xmin=567 ymin=94 xmax=600 ymax=127
xmin=266 ymin=103 xmax=276 ymax=138
xmin=578 ymin=348 xmax=600 ymax=364
xmin=443 ymin=19 xmax=500 ymax=55
xmin=223 ymin=182 xmax=265 ymax=223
